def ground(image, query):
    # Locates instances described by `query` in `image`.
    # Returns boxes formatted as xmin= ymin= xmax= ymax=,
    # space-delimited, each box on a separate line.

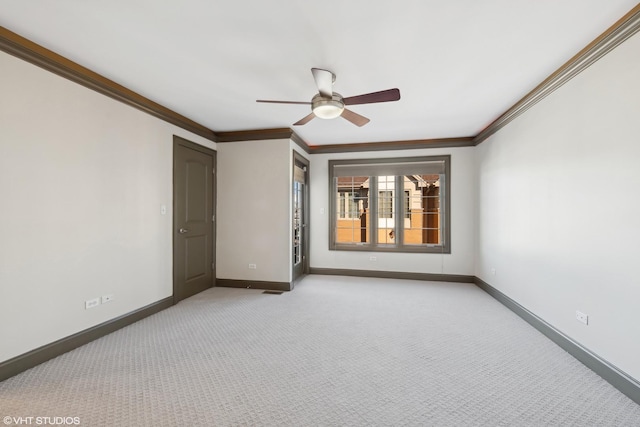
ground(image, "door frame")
xmin=172 ymin=135 xmax=217 ymax=304
xmin=292 ymin=150 xmax=310 ymax=284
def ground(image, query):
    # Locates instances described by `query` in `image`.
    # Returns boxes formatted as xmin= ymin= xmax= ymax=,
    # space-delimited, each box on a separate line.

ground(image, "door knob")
xmin=179 ymin=228 xmax=189 ymax=234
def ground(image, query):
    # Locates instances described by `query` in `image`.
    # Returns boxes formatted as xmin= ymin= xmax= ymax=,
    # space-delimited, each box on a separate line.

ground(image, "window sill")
xmin=330 ymin=244 xmax=450 ymax=254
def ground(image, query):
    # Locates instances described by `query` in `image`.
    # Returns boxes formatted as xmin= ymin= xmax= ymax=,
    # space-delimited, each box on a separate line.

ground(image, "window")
xmin=335 ymin=177 xmax=369 ymax=243
xmin=329 ymin=156 xmax=450 ymax=253
xmin=338 ymin=191 xmax=360 ymax=219
xmin=404 ymin=191 xmax=411 ymax=219
xmin=378 ymin=190 xmax=393 ymax=218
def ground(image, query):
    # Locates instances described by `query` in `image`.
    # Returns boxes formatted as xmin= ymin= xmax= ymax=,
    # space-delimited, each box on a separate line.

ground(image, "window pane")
xmin=378 ymin=191 xmax=393 ymax=218
xmin=402 ymin=174 xmax=441 ymax=245
xmin=293 ymin=181 xmax=302 ymax=265
xmin=404 ymin=191 xmax=410 ymax=219
xmin=335 ymin=176 xmax=370 ymax=244
xmin=376 ymin=176 xmax=394 ymax=244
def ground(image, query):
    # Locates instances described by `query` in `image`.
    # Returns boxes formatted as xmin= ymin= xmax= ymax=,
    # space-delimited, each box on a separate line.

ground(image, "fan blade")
xmin=293 ymin=112 xmax=315 ymax=126
xmin=341 ymin=109 xmax=370 ymax=127
xmin=343 ymin=88 xmax=400 ymax=105
xmin=256 ymin=100 xmax=311 ymax=105
xmin=311 ymin=68 xmax=334 ymax=98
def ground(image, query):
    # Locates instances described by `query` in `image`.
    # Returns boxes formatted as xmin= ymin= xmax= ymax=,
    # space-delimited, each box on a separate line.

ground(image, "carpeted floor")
xmin=1 ymin=275 xmax=639 ymax=426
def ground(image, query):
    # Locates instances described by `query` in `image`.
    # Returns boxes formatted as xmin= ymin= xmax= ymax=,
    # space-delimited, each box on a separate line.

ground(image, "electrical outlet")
xmin=85 ymin=298 xmax=100 ymax=309
xmin=248 ymin=264 xmax=257 ymax=269
xmin=490 ymin=267 xmax=496 ymax=275
xmin=576 ymin=310 xmax=589 ymax=325
xmin=369 ymin=256 xmax=377 ymax=261
xmin=101 ymin=294 xmax=114 ymax=304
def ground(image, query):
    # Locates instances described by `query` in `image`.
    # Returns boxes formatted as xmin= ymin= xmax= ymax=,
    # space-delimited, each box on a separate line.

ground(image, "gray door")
xmin=293 ymin=154 xmax=309 ymax=282
xmin=173 ymin=136 xmax=216 ymax=303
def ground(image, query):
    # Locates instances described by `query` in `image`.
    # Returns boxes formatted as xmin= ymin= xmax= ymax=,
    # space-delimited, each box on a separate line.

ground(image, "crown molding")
xmin=215 ymin=128 xmax=293 ymax=142
xmin=308 ymin=137 xmax=475 ymax=154
xmin=473 ymin=3 xmax=640 ymax=145
xmin=214 ymin=129 xmax=472 ymax=154
xmin=0 ymin=26 xmax=217 ymax=142
xmin=290 ymin=131 xmax=312 ymax=154
xmin=215 ymin=128 xmax=312 ymax=153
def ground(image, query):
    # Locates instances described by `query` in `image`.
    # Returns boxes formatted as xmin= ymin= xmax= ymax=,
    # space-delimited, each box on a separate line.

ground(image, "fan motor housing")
xmin=312 ymin=93 xmax=344 ymax=119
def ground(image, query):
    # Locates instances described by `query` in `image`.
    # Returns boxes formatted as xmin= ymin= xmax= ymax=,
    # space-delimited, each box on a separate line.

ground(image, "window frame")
xmin=328 ymin=155 xmax=451 ymax=254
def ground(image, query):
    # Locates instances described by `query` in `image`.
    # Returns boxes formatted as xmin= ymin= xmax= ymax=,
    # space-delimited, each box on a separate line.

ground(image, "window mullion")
xmin=370 ymin=176 xmax=378 ymax=246
xmin=395 ymin=176 xmax=403 ymax=248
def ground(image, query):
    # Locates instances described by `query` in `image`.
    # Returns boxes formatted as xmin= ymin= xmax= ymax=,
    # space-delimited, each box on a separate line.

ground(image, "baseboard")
xmin=217 ymin=278 xmax=292 ymax=291
xmin=474 ymin=277 xmax=640 ymax=406
xmin=0 ymin=297 xmax=173 ymax=382
xmin=309 ymin=267 xmax=475 ymax=283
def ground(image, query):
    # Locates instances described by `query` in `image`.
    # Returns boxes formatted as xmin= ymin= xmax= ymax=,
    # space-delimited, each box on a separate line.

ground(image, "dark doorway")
xmin=173 ymin=136 xmax=216 ymax=303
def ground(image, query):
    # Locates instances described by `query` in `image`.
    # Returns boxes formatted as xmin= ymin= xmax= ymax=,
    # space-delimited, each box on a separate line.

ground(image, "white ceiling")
xmin=1 ymin=1 xmax=637 ymax=145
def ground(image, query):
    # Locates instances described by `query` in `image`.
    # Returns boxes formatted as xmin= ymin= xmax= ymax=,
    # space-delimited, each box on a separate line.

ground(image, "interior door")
xmin=293 ymin=153 xmax=309 ymax=282
xmin=173 ymin=136 xmax=216 ymax=303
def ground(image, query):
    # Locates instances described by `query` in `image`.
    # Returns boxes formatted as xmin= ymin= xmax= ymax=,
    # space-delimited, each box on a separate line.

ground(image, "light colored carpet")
xmin=1 ymin=275 xmax=639 ymax=426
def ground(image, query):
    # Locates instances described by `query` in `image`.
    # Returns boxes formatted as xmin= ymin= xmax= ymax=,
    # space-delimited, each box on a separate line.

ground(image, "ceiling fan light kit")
xmin=312 ymin=93 xmax=344 ymax=119
xmin=257 ymin=68 xmax=400 ymax=127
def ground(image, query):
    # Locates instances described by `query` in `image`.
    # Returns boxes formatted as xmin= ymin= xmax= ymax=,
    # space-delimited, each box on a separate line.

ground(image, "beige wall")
xmin=309 ymin=147 xmax=476 ymax=276
xmin=0 ymin=51 xmax=216 ymax=363
xmin=475 ymin=32 xmax=640 ymax=381
xmin=216 ymin=139 xmax=292 ymax=283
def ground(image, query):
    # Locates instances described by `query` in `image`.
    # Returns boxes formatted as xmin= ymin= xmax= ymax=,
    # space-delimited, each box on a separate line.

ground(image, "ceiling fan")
xmin=256 ymin=68 xmax=400 ymax=127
